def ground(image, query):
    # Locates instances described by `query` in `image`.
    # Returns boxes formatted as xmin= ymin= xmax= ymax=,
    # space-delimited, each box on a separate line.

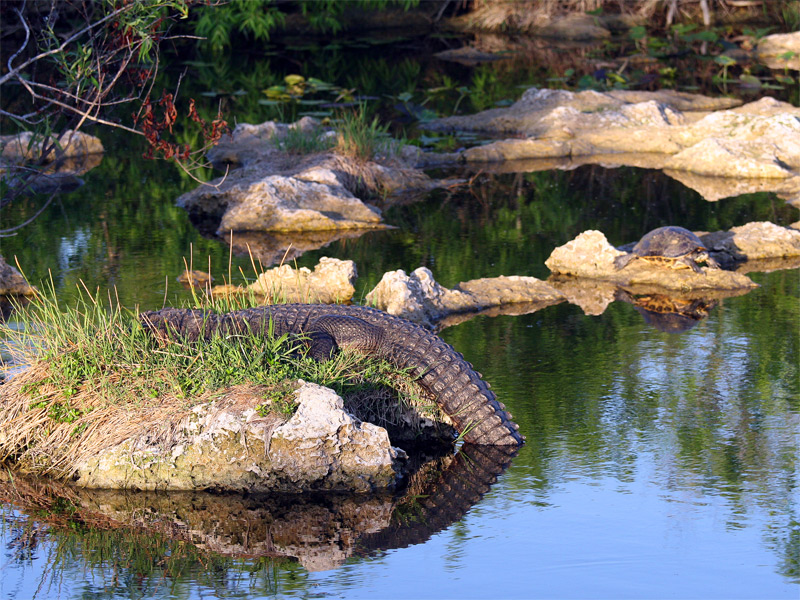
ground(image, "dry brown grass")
xmin=453 ymin=0 xmax=778 ymax=32
xmin=0 ymin=362 xmax=211 ymax=479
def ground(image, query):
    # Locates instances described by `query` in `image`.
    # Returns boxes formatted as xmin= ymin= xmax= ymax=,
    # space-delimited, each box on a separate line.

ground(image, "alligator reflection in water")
xmin=0 ymin=444 xmax=515 ymax=573
xmin=615 ymin=290 xmax=718 ymax=334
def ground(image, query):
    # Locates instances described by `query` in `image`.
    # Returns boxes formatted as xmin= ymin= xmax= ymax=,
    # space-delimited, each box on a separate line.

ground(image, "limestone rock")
xmin=0 ymin=130 xmax=104 ymax=162
xmin=701 ymin=222 xmax=800 ymax=263
xmin=757 ymin=31 xmax=800 ymax=70
xmin=366 ymin=267 xmax=562 ymax=327
xmin=269 ymin=383 xmax=402 ymax=493
xmin=184 ymin=169 xmax=384 ymax=234
xmin=245 ymin=257 xmax=357 ymax=303
xmin=207 ymin=119 xmax=313 ymax=165
xmin=545 ymin=230 xmax=757 ymax=292
xmin=179 ymin=119 xmax=445 ymax=235
xmin=429 ymin=87 xmax=800 ymax=184
xmin=0 ymin=256 xmax=35 ymax=296
xmin=73 ymin=382 xmax=404 ymax=493
xmin=545 ymin=230 xmax=625 ymax=279
xmin=430 ymin=88 xmax=739 ymax=138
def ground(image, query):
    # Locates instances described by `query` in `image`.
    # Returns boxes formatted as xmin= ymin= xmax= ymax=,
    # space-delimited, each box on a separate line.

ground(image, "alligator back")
xmin=139 ymin=304 xmax=524 ymax=446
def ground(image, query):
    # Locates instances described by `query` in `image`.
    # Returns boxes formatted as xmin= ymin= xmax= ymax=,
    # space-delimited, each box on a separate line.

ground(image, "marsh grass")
xmin=333 ymin=104 xmax=393 ymax=162
xmin=0 ymin=275 xmax=443 ymax=477
xmin=273 ymin=123 xmax=335 ymax=154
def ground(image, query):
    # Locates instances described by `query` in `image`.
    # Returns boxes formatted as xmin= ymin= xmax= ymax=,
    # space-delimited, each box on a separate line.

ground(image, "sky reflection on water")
xmin=1 ymin=140 xmax=798 ymax=598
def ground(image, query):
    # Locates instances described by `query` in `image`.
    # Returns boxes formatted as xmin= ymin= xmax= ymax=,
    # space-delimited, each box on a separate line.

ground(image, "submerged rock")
xmin=365 ymin=267 xmax=563 ymax=328
xmin=73 ymin=382 xmax=405 ymax=493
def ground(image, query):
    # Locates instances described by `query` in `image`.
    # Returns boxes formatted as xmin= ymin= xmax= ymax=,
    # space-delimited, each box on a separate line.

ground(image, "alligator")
xmin=139 ymin=304 xmax=524 ymax=446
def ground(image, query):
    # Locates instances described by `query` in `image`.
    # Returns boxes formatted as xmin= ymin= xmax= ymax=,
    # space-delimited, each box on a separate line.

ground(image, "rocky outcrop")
xmin=178 ymin=160 xmax=387 ymax=234
xmin=428 ymin=88 xmax=800 ymax=191
xmin=180 ymin=119 xmax=445 ymax=238
xmin=365 ymin=266 xmax=563 ymax=328
xmin=757 ymin=31 xmax=800 ymax=71
xmin=545 ymin=230 xmax=757 ymax=292
xmin=213 ymin=257 xmax=357 ymax=304
xmin=73 ymin=382 xmax=404 ymax=493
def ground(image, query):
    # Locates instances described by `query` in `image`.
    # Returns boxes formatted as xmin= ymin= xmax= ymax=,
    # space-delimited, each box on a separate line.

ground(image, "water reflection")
xmin=615 ymin=290 xmax=717 ymax=333
xmin=0 ymin=443 xmax=516 ymax=592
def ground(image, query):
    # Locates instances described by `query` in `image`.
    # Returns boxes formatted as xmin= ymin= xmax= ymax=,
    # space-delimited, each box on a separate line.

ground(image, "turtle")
xmin=614 ymin=226 xmax=720 ymax=274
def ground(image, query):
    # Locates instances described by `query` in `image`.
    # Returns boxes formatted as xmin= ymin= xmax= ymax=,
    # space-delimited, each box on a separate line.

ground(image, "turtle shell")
xmin=631 ymin=226 xmax=707 ymax=259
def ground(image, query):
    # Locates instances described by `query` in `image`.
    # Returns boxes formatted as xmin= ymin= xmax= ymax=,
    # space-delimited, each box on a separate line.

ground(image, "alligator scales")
xmin=139 ymin=304 xmax=524 ymax=446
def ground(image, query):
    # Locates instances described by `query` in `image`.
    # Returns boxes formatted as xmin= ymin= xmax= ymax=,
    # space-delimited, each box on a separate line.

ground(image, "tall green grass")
xmin=333 ymin=104 xmax=394 ymax=162
xmin=1 ymin=277 xmax=433 ymax=423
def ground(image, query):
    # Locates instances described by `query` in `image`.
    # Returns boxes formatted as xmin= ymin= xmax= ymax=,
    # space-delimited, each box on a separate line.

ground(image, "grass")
xmin=270 ymin=106 xmax=397 ymax=162
xmin=333 ymin=104 xmax=393 ymax=162
xmin=0 ymin=278 xmax=445 ymax=478
xmin=273 ymin=122 xmax=334 ymax=154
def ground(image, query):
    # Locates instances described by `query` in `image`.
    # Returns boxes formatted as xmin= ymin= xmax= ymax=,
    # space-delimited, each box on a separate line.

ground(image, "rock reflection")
xmin=224 ymin=229 xmax=382 ymax=268
xmin=615 ymin=290 xmax=717 ymax=333
xmin=0 ymin=444 xmax=516 ymax=574
xmin=548 ymin=275 xmax=755 ymax=334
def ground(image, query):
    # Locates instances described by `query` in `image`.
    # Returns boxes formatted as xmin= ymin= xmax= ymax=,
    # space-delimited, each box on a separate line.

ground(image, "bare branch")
xmin=16 ymin=77 xmax=143 ymax=135
xmin=0 ymin=4 xmax=130 ymax=87
xmin=7 ymin=8 xmax=32 ymax=75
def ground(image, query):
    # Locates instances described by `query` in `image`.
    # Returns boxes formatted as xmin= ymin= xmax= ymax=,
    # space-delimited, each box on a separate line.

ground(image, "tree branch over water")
xmin=0 ymin=0 xmax=227 ymax=229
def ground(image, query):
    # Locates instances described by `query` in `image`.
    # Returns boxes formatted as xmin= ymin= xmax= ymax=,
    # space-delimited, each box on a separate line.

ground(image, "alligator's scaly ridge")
xmin=139 ymin=304 xmax=524 ymax=446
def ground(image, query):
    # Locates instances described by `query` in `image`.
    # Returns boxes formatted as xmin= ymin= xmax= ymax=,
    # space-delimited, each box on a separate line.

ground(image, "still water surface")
xmin=1 ymin=38 xmax=798 ymax=599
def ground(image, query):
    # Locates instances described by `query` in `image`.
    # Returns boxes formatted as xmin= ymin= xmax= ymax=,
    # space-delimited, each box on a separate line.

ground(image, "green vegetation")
xmin=190 ymin=0 xmax=420 ymax=52
xmin=273 ymin=122 xmax=334 ymax=155
xmin=0 ymin=280 xmax=432 ymax=476
xmin=333 ymin=105 xmax=395 ymax=162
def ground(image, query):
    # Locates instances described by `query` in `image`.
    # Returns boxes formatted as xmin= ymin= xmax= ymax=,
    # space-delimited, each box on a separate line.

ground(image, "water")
xmin=1 ymin=36 xmax=798 ymax=599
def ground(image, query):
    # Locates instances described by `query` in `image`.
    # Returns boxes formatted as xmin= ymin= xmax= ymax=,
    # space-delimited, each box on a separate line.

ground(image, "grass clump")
xmin=0 ymin=280 xmax=444 ymax=477
xmin=273 ymin=123 xmax=334 ymax=154
xmin=333 ymin=105 xmax=394 ymax=162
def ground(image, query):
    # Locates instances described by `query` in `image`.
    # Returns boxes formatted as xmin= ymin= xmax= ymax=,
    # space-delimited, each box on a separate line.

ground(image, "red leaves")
xmin=135 ymin=91 xmax=229 ymax=162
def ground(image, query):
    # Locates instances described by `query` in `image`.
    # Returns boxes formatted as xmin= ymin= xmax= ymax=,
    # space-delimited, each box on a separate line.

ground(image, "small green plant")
xmin=273 ymin=125 xmax=334 ymax=155
xmin=713 ymin=55 xmax=738 ymax=92
xmin=333 ymin=105 xmax=393 ymax=161
xmin=256 ymin=384 xmax=298 ymax=418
